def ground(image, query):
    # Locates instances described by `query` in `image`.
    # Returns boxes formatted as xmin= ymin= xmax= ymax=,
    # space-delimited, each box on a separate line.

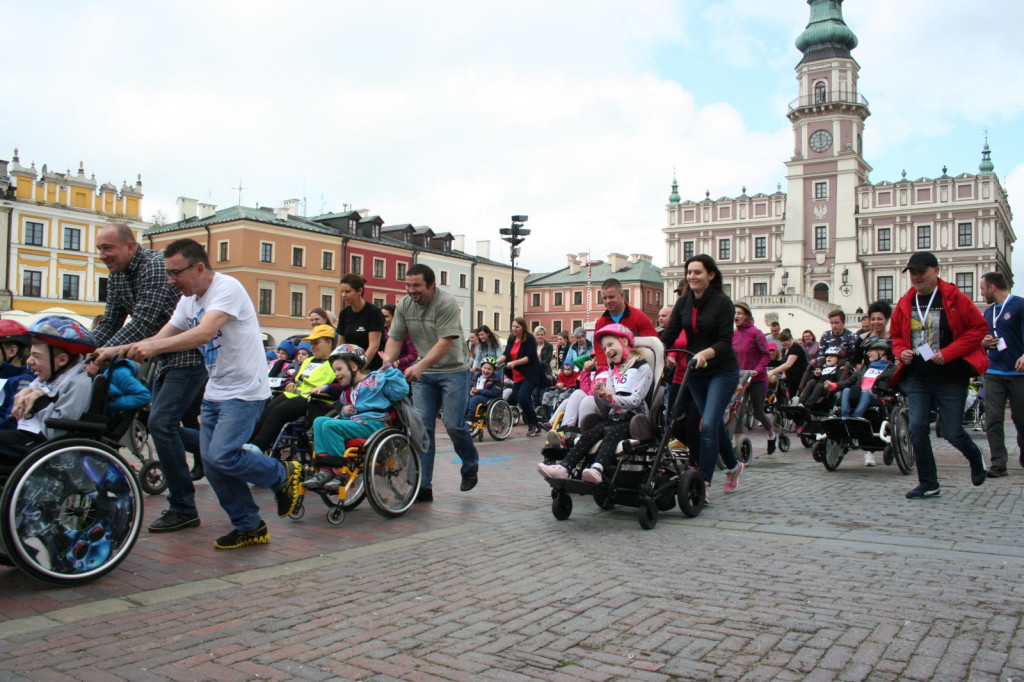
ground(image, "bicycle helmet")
xmin=863 ymin=337 xmax=892 ymax=354
xmin=824 ymin=345 xmax=845 ymax=358
xmin=330 ymin=343 xmax=367 ymax=368
xmin=481 ymin=356 xmax=498 ymax=368
xmin=594 ymin=323 xmax=635 ymax=349
xmin=28 ymin=315 xmax=97 ymax=355
xmin=0 ymin=319 xmax=31 ymax=361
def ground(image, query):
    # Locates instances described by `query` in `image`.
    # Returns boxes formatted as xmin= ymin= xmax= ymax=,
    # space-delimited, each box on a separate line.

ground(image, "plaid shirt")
xmin=92 ymin=246 xmax=203 ymax=374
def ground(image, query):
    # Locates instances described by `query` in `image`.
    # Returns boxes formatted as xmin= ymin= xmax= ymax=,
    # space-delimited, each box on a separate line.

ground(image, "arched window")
xmin=814 ymin=81 xmax=827 ymax=104
xmin=813 ymin=282 xmax=830 ymax=302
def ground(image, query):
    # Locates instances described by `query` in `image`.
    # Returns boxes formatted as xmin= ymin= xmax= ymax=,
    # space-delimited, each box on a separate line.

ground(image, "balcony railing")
xmin=788 ymin=93 xmax=869 ymax=112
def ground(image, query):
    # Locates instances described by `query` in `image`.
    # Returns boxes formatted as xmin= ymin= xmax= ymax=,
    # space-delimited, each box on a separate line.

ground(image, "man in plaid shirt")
xmin=93 ymin=223 xmax=208 ymax=534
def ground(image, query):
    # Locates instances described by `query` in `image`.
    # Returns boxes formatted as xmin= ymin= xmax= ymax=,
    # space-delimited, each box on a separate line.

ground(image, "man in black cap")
xmin=890 ymin=251 xmax=990 ymax=498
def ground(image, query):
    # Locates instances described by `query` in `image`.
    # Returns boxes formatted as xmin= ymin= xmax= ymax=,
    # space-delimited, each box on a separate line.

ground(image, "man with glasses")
xmin=92 ymin=223 xmax=206 ymax=534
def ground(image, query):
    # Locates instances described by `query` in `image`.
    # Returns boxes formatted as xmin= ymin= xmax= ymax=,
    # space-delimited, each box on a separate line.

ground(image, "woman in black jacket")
xmin=497 ymin=317 xmax=544 ymax=437
xmin=659 ymin=254 xmax=745 ymax=500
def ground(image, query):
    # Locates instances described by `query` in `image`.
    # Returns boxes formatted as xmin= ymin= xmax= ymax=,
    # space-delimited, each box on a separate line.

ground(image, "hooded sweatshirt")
xmin=733 ymin=320 xmax=771 ymax=384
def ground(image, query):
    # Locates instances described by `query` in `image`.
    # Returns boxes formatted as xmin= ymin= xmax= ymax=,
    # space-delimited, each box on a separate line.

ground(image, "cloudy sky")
xmin=5 ymin=1 xmax=1022 ymax=286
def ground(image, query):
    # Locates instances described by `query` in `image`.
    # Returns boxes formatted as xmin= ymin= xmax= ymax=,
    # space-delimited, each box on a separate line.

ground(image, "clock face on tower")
xmin=809 ymin=129 xmax=833 ymax=153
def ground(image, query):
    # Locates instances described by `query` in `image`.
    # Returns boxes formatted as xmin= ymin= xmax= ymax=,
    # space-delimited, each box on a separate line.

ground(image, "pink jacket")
xmin=733 ymin=321 xmax=771 ymax=384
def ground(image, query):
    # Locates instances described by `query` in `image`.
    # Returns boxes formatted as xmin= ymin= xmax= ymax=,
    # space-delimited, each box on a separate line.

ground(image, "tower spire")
xmin=979 ymin=133 xmax=995 ymax=174
xmin=795 ymin=0 xmax=858 ymax=64
xmin=668 ymin=174 xmax=680 ymax=204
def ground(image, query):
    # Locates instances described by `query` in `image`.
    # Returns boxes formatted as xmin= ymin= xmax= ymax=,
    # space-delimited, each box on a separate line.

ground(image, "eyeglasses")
xmin=166 ymin=262 xmax=199 ymax=279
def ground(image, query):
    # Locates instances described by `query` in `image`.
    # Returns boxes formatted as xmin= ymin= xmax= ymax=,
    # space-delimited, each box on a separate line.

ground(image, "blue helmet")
xmin=29 ymin=315 xmax=97 ymax=355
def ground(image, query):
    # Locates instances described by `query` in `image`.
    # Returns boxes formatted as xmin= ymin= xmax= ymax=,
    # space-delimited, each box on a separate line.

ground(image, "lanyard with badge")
xmin=993 ymin=294 xmax=1011 ymax=352
xmin=915 ymin=289 xmax=938 ymax=360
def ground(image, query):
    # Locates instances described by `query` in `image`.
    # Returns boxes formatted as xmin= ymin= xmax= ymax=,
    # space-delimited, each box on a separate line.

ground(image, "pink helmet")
xmin=594 ymin=323 xmax=634 ymax=348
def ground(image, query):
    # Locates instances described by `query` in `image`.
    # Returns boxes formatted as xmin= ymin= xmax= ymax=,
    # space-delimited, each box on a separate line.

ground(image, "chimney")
xmin=567 ymin=254 xmax=581 ymax=275
xmin=281 ymin=198 xmax=300 ymax=217
xmin=357 ymin=208 xmax=369 ymax=218
xmin=197 ymin=202 xmax=217 ymax=219
xmin=629 ymin=253 xmax=640 ymax=263
xmin=636 ymin=254 xmax=653 ymax=263
xmin=476 ymin=240 xmax=490 ymax=260
xmin=453 ymin=235 xmax=465 ymax=252
xmin=177 ymin=196 xmax=198 ymax=220
xmin=608 ymin=253 xmax=628 ymax=273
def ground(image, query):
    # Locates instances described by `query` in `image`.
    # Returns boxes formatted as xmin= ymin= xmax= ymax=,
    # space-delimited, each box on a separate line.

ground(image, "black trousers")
xmin=250 ymin=395 xmax=333 ymax=450
xmin=562 ymin=419 xmax=633 ymax=472
xmin=0 ymin=429 xmax=47 ymax=486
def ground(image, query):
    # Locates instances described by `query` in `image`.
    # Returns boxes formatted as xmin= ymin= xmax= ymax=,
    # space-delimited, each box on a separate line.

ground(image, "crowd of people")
xmin=1 ymin=230 xmax=1020 ymax=553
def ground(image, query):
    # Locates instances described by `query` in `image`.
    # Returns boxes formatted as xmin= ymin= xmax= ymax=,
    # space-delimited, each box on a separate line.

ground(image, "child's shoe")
xmin=864 ymin=452 xmax=876 ymax=467
xmin=581 ymin=464 xmax=603 ymax=484
xmin=302 ymin=469 xmax=335 ymax=490
xmin=537 ymin=463 xmax=569 ymax=479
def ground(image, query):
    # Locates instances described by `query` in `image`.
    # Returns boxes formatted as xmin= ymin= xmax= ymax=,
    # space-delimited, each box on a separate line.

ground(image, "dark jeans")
xmin=687 ymin=369 xmax=741 ymax=485
xmin=413 ymin=371 xmax=479 ymax=489
xmin=512 ymin=378 xmax=539 ymax=427
xmin=902 ymin=375 xmax=984 ymax=488
xmin=250 ymin=395 xmax=332 ymax=450
xmin=149 ymin=364 xmax=208 ymax=515
xmin=984 ymin=374 xmax=1024 ymax=469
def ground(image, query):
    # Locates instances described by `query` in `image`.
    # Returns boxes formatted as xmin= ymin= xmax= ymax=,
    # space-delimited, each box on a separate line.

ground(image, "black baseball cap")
xmin=673 ymin=279 xmax=685 ymax=292
xmin=902 ymin=251 xmax=939 ymax=272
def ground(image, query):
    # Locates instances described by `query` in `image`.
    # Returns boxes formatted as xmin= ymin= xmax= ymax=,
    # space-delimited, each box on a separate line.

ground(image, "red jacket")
xmin=593 ymin=303 xmax=658 ymax=369
xmin=890 ymin=278 xmax=988 ymax=383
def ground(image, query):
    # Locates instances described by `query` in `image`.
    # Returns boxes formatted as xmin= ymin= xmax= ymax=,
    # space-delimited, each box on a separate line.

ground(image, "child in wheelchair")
xmin=304 ymin=344 xmax=410 ymax=492
xmin=824 ymin=337 xmax=896 ymax=465
xmin=0 ymin=320 xmax=35 ymax=431
xmin=537 ymin=324 xmax=653 ymax=484
xmin=539 ymin=361 xmax=578 ymax=418
xmin=466 ymin=357 xmax=503 ymax=421
xmin=795 ymin=346 xmax=847 ymax=409
xmin=103 ymin=358 xmax=151 ymax=416
xmin=0 ymin=316 xmax=97 ymax=482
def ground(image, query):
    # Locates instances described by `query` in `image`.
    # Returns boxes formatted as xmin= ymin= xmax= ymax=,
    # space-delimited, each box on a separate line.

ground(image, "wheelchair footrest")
xmin=548 ymin=478 xmax=602 ymax=495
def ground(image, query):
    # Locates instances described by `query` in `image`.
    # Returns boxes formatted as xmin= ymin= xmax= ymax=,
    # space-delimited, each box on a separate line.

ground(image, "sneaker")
xmin=864 ymin=452 xmax=876 ymax=467
xmin=906 ymin=483 xmax=941 ymax=499
xmin=704 ymin=483 xmax=711 ymax=504
xmin=214 ymin=520 xmax=269 ymax=549
xmin=241 ymin=443 xmax=263 ymax=456
xmin=526 ymin=424 xmax=542 ymax=437
xmin=767 ymin=435 xmax=777 ymax=455
xmin=148 ymin=510 xmax=200 ymax=533
xmin=276 ymin=461 xmax=303 ymax=517
xmin=581 ymin=465 xmax=603 ymax=484
xmin=724 ymin=461 xmax=744 ymax=493
xmin=669 ymin=439 xmax=686 ymax=451
xmin=416 ymin=487 xmax=433 ymax=503
xmin=545 ymin=429 xmax=563 ymax=448
xmin=790 ymin=397 xmax=800 ymax=406
xmin=537 ymin=463 xmax=569 ymax=479
xmin=322 ymin=476 xmax=342 ymax=493
xmin=302 ymin=469 xmax=335 ymax=490
xmin=970 ymin=458 xmax=987 ymax=486
xmin=988 ymin=466 xmax=1008 ymax=478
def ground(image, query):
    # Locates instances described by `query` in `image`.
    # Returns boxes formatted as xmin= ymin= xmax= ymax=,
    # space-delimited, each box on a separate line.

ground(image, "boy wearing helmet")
xmin=826 ymin=337 xmax=896 ymax=465
xmin=465 ymin=357 xmax=502 ymax=422
xmin=0 ymin=320 xmax=35 ymax=430
xmin=0 ymin=316 xmax=96 ymax=479
xmin=538 ymin=324 xmax=653 ymax=484
xmin=304 ymin=344 xmax=410 ymax=491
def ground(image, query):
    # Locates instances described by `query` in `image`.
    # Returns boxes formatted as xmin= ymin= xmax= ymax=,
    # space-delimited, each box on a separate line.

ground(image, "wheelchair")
xmin=543 ymin=337 xmax=706 ymax=530
xmin=119 ymin=404 xmax=167 ymax=496
xmin=287 ymin=410 xmax=421 ymax=525
xmin=466 ymin=398 xmax=515 ymax=441
xmin=0 ymin=374 xmax=144 ymax=586
xmin=815 ymin=383 xmax=914 ymax=474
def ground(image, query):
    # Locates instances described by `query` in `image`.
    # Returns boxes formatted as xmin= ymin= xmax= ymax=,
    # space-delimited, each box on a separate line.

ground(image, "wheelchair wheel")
xmin=326 ymin=506 xmax=344 ymax=525
xmin=511 ymin=406 xmax=522 ymax=427
xmin=811 ymin=440 xmax=825 ymax=462
xmin=289 ymin=499 xmax=305 ymax=520
xmin=637 ymin=497 xmax=658 ymax=530
xmin=138 ymin=459 xmax=167 ymax=495
xmin=677 ymin=470 xmax=705 ymax=518
xmin=486 ymin=401 xmax=514 ymax=441
xmin=743 ymin=406 xmax=754 ymax=431
xmin=552 ymin=491 xmax=572 ymax=520
xmin=738 ymin=438 xmax=753 ymax=464
xmin=778 ymin=433 xmax=791 ymax=453
xmin=894 ymin=407 xmax=915 ymax=475
xmin=883 ymin=445 xmax=894 ymax=466
xmin=365 ymin=430 xmax=420 ymax=518
xmin=340 ymin=471 xmax=366 ymax=511
xmin=822 ymin=440 xmax=844 ymax=471
xmin=800 ymin=433 xmax=817 ymax=449
xmin=593 ymin=491 xmax=615 ymax=510
xmin=0 ymin=438 xmax=143 ymax=586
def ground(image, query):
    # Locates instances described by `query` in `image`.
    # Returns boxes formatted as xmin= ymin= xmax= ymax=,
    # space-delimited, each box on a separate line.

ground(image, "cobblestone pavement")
xmin=1 ymin=417 xmax=1023 ymax=680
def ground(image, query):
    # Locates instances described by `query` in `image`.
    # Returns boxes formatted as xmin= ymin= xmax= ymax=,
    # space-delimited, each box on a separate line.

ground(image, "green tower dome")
xmin=668 ymin=176 xmax=680 ymax=204
xmin=795 ymin=0 xmax=858 ymax=63
xmin=979 ymin=141 xmax=995 ymax=174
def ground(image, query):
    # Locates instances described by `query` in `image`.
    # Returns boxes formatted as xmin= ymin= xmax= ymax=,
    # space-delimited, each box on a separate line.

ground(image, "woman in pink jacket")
xmin=732 ymin=302 xmax=777 ymax=453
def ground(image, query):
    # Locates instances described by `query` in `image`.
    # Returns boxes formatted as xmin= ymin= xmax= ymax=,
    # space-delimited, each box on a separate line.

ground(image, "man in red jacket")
xmin=890 ymin=252 xmax=989 ymax=499
xmin=590 ymin=278 xmax=657 ymax=370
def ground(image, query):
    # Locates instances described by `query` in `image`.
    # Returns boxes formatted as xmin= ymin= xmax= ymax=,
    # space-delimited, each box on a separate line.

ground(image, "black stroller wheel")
xmin=677 ymin=470 xmax=705 ymax=518
xmin=637 ymin=497 xmax=658 ymax=530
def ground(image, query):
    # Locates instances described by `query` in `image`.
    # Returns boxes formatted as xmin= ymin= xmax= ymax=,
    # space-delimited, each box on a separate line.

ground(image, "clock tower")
xmin=779 ymin=0 xmax=871 ymax=309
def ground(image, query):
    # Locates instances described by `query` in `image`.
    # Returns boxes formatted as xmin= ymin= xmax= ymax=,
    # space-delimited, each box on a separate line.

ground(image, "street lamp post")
xmin=500 ymin=215 xmax=530 ymax=328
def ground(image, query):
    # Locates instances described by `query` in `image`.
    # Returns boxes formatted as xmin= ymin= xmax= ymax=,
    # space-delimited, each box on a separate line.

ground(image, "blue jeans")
xmin=201 ymin=398 xmax=284 ymax=531
xmin=412 ymin=371 xmax=479 ymax=489
xmin=840 ymin=387 xmax=879 ymax=418
xmin=513 ymin=378 xmax=539 ymax=426
xmin=149 ymin=364 xmax=207 ymax=515
xmin=902 ymin=375 xmax=984 ymax=488
xmin=686 ymin=369 xmax=740 ymax=485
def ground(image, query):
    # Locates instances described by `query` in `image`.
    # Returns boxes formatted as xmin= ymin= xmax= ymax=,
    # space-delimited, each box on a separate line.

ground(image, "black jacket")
xmin=659 ymin=288 xmax=739 ymax=375
xmin=502 ymin=334 xmax=544 ymax=386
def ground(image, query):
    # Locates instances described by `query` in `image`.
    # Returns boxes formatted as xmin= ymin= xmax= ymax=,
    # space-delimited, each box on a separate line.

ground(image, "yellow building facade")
xmin=0 ymin=149 xmax=147 ymax=322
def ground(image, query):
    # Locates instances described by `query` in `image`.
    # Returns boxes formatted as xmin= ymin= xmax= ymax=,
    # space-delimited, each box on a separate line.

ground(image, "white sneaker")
xmin=790 ymin=397 xmax=800 ymax=406
xmin=864 ymin=452 xmax=876 ymax=467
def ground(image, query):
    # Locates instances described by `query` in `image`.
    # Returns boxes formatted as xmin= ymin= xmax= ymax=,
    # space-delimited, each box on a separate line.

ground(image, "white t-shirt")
xmin=170 ymin=272 xmax=271 ymax=402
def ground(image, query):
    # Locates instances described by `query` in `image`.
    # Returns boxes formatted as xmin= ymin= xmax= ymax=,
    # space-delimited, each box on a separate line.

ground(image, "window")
xmin=321 ymin=294 xmax=333 ymax=312
xmin=718 ymin=239 xmax=731 ymax=260
xmin=260 ymin=242 xmax=273 ymax=263
xmin=477 ymin=276 xmax=484 ymax=292
xmin=623 ymin=289 xmax=630 ymax=303
xmin=322 ymin=251 xmax=334 ymax=271
xmin=917 ymin=225 xmax=931 ymax=250
xmin=683 ymin=241 xmax=694 ymax=262
xmin=494 ymin=279 xmax=501 ymax=294
xmin=571 ymin=320 xmax=582 ymax=333
xmin=476 ymin=310 xmax=484 ymax=327
xmin=374 ymin=259 xmax=384 ymax=278
xmin=814 ymin=80 xmax=827 ymax=104
xmin=554 ymin=292 xmax=563 ymax=307
xmin=958 ymin=223 xmax=973 ymax=247
xmin=218 ymin=241 xmax=229 ymax=262
xmin=459 ymin=274 xmax=467 ymax=288
xmin=956 ymin=273 xmax=974 ymax=299
xmin=258 ymin=288 xmax=273 ymax=315
xmin=98 ymin=276 xmax=108 ymax=302
xmin=877 ymin=228 xmax=891 ymax=252
xmin=63 ymin=227 xmax=81 ymax=251
xmin=62 ymin=274 xmax=80 ymax=300
xmin=440 ymin=270 xmax=448 ymax=286
xmin=493 ymin=312 xmax=501 ymax=330
xmin=755 ymin=237 xmax=766 ymax=259
xmin=815 ymin=225 xmax=828 ymax=250
xmin=877 ymin=276 xmax=894 ymax=303
xmin=24 ymin=221 xmax=43 ymax=246
xmin=373 ymin=297 xmax=385 ymax=307
xmin=23 ymin=270 xmax=42 ymax=297
xmin=532 ymin=293 xmax=541 ymax=307
xmin=351 ymin=254 xmax=362 ymax=275
xmin=596 ymin=291 xmax=603 ymax=304
xmin=814 ymin=182 xmax=828 ymax=199
xmin=290 ymin=292 xmax=304 ymax=317
xmin=753 ymin=283 xmax=768 ymax=296
xmin=573 ymin=291 xmax=583 ymax=306
xmin=552 ymin=320 xmax=562 ymax=334
xmin=397 ymin=262 xmax=407 ymax=279
xmin=723 ymin=283 xmax=732 ymax=298
xmin=290 ymin=247 xmax=303 ymax=267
